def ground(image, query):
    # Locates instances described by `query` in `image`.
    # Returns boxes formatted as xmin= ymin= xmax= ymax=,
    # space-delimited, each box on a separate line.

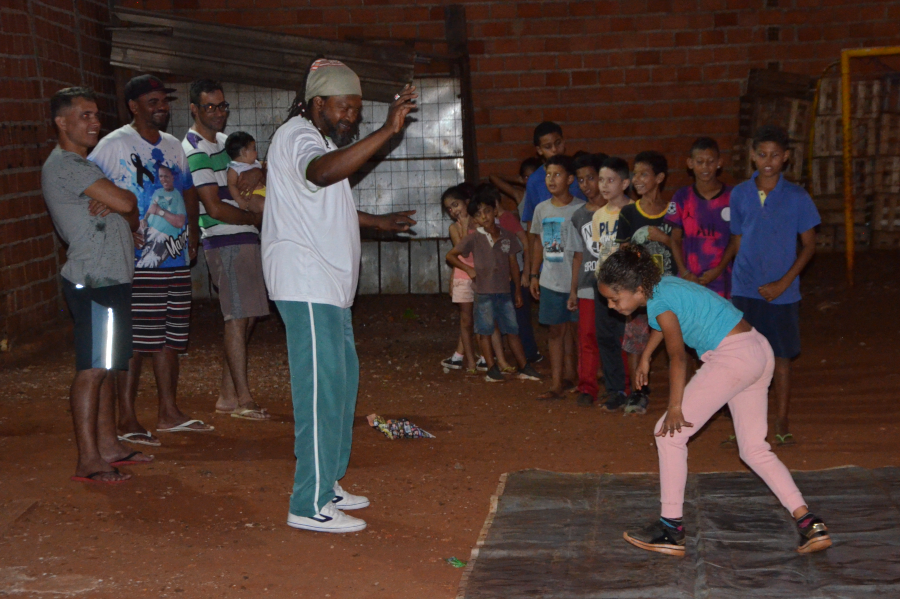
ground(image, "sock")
xmin=796 ymin=512 xmax=816 ymax=528
xmin=660 ymin=516 xmax=683 ymax=531
xmin=452 ymin=352 xmax=464 ymax=360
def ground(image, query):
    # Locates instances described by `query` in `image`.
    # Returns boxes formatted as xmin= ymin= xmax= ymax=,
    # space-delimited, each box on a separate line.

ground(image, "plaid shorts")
xmin=131 ymin=268 xmax=192 ymax=352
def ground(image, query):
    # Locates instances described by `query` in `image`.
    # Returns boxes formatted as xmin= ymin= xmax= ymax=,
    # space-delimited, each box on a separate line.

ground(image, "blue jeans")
xmin=474 ymin=292 xmax=519 ymax=336
xmin=512 ymin=280 xmax=539 ymax=361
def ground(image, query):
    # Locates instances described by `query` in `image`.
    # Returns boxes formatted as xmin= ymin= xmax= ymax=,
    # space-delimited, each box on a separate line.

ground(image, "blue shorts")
xmin=538 ymin=286 xmax=578 ymax=325
xmin=732 ymin=296 xmax=800 ymax=359
xmin=474 ymin=293 xmax=519 ymax=336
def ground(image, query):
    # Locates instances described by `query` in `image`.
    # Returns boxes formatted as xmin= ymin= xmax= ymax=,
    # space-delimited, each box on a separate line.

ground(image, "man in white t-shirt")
xmin=182 ymin=79 xmax=270 ymax=423
xmin=263 ymin=59 xmax=416 ymax=533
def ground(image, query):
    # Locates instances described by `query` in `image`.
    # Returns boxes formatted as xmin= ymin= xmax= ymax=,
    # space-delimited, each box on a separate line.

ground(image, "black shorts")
xmin=62 ymin=279 xmax=134 ymax=371
xmin=732 ymin=296 xmax=800 ymax=359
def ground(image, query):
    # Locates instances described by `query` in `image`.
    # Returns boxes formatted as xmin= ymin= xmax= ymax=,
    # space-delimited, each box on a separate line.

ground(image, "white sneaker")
xmin=287 ymin=502 xmax=366 ymax=533
xmin=332 ymin=482 xmax=370 ymax=510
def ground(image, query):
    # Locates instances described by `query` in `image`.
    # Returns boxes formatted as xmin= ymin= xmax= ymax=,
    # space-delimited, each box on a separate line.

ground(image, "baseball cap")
xmin=124 ymin=74 xmax=176 ymax=102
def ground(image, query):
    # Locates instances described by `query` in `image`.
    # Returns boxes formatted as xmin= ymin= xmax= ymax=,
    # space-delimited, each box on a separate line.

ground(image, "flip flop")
xmin=230 ymin=407 xmax=270 ymax=421
xmin=71 ymin=468 xmax=129 ymax=485
xmin=117 ymin=432 xmax=161 ymax=447
xmin=109 ymin=451 xmax=154 ymax=467
xmin=536 ymin=390 xmax=564 ymax=401
xmin=775 ymin=433 xmax=796 ymax=446
xmin=157 ymin=419 xmax=214 ymax=433
xmin=720 ymin=435 xmax=737 ymax=447
xmin=562 ymin=380 xmax=578 ymax=394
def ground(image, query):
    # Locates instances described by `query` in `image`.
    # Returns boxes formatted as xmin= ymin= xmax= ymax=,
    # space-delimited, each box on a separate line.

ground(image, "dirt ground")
xmin=1 ymin=251 xmax=899 ymax=598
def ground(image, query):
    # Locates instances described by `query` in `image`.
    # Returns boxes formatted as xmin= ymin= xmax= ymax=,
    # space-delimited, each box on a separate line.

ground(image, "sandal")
xmin=231 ymin=406 xmax=271 ymax=421
xmin=109 ymin=451 xmax=154 ymax=466
xmin=117 ymin=432 xmax=161 ymax=447
xmin=720 ymin=435 xmax=737 ymax=448
xmin=70 ymin=468 xmax=130 ymax=485
xmin=536 ymin=390 xmax=564 ymax=401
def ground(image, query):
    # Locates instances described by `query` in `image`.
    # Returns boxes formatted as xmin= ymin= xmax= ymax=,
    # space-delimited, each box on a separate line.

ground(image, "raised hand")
xmin=384 ymin=85 xmax=418 ymax=135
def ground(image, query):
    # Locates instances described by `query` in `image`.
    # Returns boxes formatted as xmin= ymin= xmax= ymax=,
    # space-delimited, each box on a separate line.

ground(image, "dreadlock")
xmin=596 ymin=245 xmax=662 ymax=298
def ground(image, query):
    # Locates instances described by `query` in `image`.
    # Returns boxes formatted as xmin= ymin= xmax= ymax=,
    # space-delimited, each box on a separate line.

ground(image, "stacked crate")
xmin=872 ymin=77 xmax=900 ymax=250
xmin=732 ymin=69 xmax=814 ymax=185
xmin=811 ymin=78 xmax=880 ymax=250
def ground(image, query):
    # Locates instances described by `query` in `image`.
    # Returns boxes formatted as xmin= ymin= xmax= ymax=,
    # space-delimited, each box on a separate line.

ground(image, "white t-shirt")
xmin=89 ymin=125 xmax=194 ymax=269
xmin=261 ymin=116 xmax=360 ymax=308
xmin=182 ymin=130 xmax=258 ymax=239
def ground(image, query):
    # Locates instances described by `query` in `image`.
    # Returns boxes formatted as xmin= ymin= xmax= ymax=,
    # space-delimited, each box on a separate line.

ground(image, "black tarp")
xmin=459 ymin=467 xmax=900 ymax=598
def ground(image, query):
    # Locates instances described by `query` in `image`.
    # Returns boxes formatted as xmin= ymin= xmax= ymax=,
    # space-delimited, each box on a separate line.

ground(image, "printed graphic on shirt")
xmin=578 ymin=220 xmax=601 ymax=277
xmin=139 ymin=185 xmax=187 ymax=268
xmin=541 ymin=217 xmax=566 ymax=263
xmin=594 ymin=217 xmax=619 ymax=264
xmin=666 ymin=185 xmax=733 ymax=296
xmin=632 ymin=224 xmax=674 ymax=275
xmin=90 ymin=130 xmax=192 ymax=268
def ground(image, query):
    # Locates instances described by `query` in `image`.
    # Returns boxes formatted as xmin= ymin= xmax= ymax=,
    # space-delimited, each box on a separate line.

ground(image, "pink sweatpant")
xmin=656 ymin=329 xmax=806 ymax=519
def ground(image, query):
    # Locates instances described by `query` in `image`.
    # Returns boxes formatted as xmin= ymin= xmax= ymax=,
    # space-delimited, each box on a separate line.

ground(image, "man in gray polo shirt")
xmin=42 ymin=87 xmax=153 ymax=484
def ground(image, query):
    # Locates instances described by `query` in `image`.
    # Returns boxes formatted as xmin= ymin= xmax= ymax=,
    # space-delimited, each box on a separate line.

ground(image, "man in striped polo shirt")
xmin=182 ymin=79 xmax=270 ymax=421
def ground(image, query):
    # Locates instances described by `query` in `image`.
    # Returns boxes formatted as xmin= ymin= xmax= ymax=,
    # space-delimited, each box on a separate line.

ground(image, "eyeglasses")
xmin=198 ymin=102 xmax=230 ymax=114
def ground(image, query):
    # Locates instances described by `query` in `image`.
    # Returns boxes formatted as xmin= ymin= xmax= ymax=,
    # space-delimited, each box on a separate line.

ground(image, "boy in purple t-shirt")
xmin=668 ymin=137 xmax=735 ymax=298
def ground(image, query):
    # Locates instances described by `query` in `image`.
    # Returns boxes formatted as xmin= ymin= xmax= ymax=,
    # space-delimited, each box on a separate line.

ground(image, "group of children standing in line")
xmin=441 ymin=120 xmax=830 ymax=557
xmin=442 ymin=121 xmax=818 ymax=448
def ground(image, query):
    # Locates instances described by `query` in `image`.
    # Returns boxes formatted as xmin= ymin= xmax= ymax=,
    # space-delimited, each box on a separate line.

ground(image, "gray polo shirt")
xmin=41 ymin=147 xmax=134 ymax=287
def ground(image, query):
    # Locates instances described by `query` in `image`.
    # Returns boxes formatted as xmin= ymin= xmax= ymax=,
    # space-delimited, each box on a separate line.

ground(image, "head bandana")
xmin=304 ymin=59 xmax=362 ymax=102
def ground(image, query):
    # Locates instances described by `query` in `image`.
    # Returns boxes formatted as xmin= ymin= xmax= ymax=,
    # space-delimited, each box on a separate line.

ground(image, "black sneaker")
xmin=476 ymin=356 xmax=488 ymax=372
xmin=600 ymin=391 xmax=628 ymax=412
xmin=796 ymin=513 xmax=832 ymax=554
xmin=484 ymin=364 xmax=505 ymax=383
xmin=623 ymin=519 xmax=686 ymax=557
xmin=441 ymin=355 xmax=464 ymax=370
xmin=531 ymin=352 xmax=545 ymax=364
xmin=576 ymin=392 xmax=595 ymax=407
xmin=624 ymin=390 xmax=649 ymax=415
xmin=516 ymin=364 xmax=542 ymax=381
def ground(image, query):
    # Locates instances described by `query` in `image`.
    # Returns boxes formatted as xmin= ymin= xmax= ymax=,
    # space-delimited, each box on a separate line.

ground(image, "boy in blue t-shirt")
xmin=520 ymin=121 xmax=586 ymax=232
xmin=730 ymin=125 xmax=820 ymax=446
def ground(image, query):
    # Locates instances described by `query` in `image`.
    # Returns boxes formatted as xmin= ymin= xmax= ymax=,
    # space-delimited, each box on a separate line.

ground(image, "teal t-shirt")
xmin=146 ymin=187 xmax=186 ymax=239
xmin=647 ymin=276 xmax=743 ymax=357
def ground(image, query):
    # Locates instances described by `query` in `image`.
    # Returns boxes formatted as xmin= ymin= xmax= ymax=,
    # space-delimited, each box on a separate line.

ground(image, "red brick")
xmin=714 ymin=12 xmax=738 ymax=28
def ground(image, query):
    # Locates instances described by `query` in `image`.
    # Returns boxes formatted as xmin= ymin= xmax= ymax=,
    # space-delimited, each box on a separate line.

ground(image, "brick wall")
xmin=3 ymin=0 xmax=900 ymax=344
xmin=122 ymin=0 xmax=900 ymax=191
xmin=0 ymin=0 xmax=116 ymax=347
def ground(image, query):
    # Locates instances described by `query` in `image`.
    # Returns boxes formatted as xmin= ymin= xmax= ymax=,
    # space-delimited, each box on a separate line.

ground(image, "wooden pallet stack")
xmin=811 ymin=77 xmax=882 ymax=251
xmin=732 ymin=69 xmax=814 ymax=185
xmin=872 ymin=76 xmax=900 ymax=250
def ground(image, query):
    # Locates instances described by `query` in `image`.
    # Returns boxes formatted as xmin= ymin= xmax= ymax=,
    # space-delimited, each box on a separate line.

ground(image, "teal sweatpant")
xmin=276 ymin=301 xmax=359 ymax=518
